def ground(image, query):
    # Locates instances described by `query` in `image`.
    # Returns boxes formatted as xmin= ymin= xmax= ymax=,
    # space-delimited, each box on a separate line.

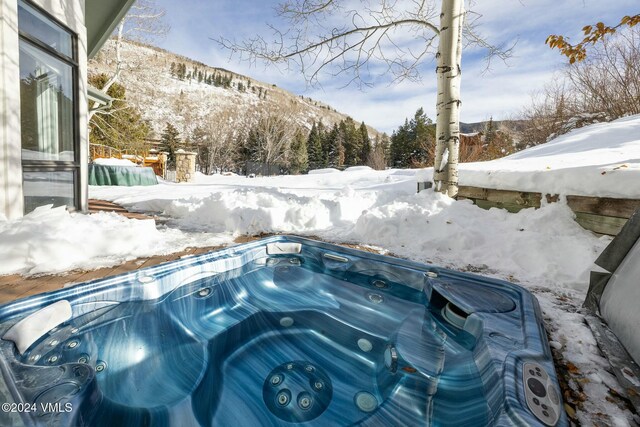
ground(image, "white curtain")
xmin=35 ymin=70 xmax=59 ymax=158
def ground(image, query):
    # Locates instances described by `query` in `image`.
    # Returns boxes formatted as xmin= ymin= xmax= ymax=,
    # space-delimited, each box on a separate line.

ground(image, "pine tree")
xmin=326 ymin=124 xmax=344 ymax=168
xmin=340 ymin=117 xmax=360 ymax=166
xmin=390 ymin=118 xmax=411 ymax=167
xmin=306 ymin=122 xmax=324 ymax=170
xmin=410 ymin=107 xmax=433 ymax=166
xmin=317 ymin=121 xmax=327 ymax=166
xmin=390 ymin=108 xmax=435 ymax=167
xmin=88 ymin=74 xmax=149 ymax=153
xmin=289 ymin=130 xmax=308 ymax=174
xmin=170 ymin=62 xmax=176 ymax=77
xmin=358 ymin=122 xmax=371 ymax=166
xmin=160 ymin=122 xmax=181 ymax=168
xmin=380 ymin=133 xmax=391 ymax=166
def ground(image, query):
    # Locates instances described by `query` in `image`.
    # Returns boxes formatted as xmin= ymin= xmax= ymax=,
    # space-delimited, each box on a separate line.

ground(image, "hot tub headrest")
xmin=2 ymin=300 xmax=72 ymax=355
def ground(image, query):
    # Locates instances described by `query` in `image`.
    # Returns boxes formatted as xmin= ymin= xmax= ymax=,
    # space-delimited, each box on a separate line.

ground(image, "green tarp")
xmin=89 ymin=164 xmax=158 ymax=186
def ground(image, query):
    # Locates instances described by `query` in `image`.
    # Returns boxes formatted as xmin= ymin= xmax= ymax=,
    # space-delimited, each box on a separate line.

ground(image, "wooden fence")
xmin=456 ymin=186 xmax=640 ymax=236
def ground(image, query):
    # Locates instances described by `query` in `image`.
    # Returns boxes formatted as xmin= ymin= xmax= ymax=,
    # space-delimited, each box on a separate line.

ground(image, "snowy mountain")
xmin=89 ymin=39 xmax=381 ymax=139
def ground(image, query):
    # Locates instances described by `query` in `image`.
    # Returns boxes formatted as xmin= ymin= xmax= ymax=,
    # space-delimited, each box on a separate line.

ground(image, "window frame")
xmin=18 ymin=0 xmax=80 ymax=213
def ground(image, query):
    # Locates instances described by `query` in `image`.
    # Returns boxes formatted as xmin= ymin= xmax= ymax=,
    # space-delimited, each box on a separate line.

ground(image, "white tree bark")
xmin=88 ymin=1 xmax=168 ymax=122
xmin=433 ymin=0 xmax=465 ymax=197
xmin=88 ymin=22 xmax=125 ymax=122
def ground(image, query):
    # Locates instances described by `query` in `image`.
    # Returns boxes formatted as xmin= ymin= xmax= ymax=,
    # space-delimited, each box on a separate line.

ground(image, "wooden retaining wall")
xmin=456 ymin=186 xmax=640 ymax=236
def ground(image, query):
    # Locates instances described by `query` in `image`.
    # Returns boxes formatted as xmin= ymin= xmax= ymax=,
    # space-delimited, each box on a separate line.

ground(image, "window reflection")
xmin=20 ymin=41 xmax=74 ymax=162
xmin=17 ymin=1 xmax=72 ymax=57
xmin=18 ymin=0 xmax=77 ymax=214
xmin=23 ymin=171 xmax=75 ymax=213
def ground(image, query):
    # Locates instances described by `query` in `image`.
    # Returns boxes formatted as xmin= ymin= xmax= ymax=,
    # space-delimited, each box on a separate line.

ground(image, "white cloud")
xmin=155 ymin=0 xmax=639 ymax=132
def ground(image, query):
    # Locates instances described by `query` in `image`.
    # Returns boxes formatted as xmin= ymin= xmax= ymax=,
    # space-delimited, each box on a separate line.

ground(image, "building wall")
xmin=0 ymin=0 xmax=22 ymax=219
xmin=0 ymin=0 xmax=87 ymax=220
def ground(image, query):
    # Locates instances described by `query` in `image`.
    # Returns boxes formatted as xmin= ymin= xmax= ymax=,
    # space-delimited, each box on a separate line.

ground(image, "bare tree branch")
xmin=217 ymin=0 xmax=444 ymax=87
xmin=218 ymin=0 xmax=512 ymax=196
xmin=89 ymin=0 xmax=169 ymax=121
xmin=218 ymin=0 xmax=509 ymax=89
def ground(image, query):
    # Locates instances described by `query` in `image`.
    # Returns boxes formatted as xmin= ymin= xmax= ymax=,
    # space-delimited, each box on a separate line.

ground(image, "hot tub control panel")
xmin=523 ymin=362 xmax=561 ymax=426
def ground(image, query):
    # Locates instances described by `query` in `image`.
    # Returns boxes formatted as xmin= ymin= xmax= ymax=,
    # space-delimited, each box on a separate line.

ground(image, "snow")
xmin=439 ymin=148 xmax=449 ymax=171
xmin=462 ymin=114 xmax=640 ymax=197
xmin=417 ymin=114 xmax=640 ymax=198
xmin=344 ymin=166 xmax=373 ymax=172
xmin=2 ymin=116 xmax=639 ymax=424
xmin=0 ymin=205 xmax=225 ymax=276
xmin=93 ymin=158 xmax=138 ymax=167
xmin=89 ymin=169 xmax=608 ymax=292
xmin=308 ymin=168 xmax=342 ymax=174
xmin=88 ymin=163 xmax=634 ymax=423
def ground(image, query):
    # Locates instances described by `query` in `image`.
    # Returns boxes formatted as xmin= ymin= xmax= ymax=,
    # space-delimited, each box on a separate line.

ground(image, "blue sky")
xmin=153 ymin=0 xmax=638 ymax=133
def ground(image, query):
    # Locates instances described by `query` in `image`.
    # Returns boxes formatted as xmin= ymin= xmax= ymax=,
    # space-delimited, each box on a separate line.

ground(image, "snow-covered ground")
xmin=2 ymin=117 xmax=640 ymax=424
xmin=457 ymin=114 xmax=640 ymax=198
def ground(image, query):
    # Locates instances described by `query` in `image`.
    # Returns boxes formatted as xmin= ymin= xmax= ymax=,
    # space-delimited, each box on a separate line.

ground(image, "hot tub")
xmin=0 ymin=236 xmax=567 ymax=426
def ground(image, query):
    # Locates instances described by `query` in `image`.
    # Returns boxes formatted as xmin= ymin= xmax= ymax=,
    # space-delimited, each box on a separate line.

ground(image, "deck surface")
xmin=88 ymin=199 xmax=155 ymax=221
xmin=0 ymin=246 xmax=227 ymax=305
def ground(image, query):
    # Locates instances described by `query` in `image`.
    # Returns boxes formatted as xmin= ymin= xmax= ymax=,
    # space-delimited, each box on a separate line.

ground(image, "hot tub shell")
xmin=0 ymin=236 xmax=567 ymax=426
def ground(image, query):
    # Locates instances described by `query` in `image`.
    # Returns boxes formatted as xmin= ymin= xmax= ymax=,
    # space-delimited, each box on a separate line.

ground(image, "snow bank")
xmin=0 ymin=205 xmax=225 ymax=276
xmin=93 ymin=170 xmax=608 ymax=292
xmin=28 ymin=117 xmax=636 ymax=424
xmin=351 ymin=192 xmax=609 ymax=289
xmin=93 ymin=158 xmax=138 ymax=167
xmin=416 ymin=114 xmax=640 ymax=198
xmin=161 ymin=187 xmax=381 ymax=235
xmin=308 ymin=168 xmax=341 ymax=174
xmin=462 ymin=115 xmax=640 ymax=197
xmin=344 ymin=166 xmax=373 ymax=172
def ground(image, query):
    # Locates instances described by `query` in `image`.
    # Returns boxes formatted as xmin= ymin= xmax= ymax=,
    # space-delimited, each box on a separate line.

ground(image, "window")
xmin=18 ymin=0 xmax=78 ymax=213
xmin=22 ymin=171 xmax=75 ymax=214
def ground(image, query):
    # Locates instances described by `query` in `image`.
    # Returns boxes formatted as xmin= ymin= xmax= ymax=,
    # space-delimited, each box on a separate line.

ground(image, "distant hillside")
xmin=459 ymin=120 xmax=527 ymax=134
xmin=89 ymin=39 xmax=381 ymax=139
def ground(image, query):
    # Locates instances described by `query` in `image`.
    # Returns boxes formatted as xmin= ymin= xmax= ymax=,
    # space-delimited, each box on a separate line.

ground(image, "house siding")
xmin=0 ymin=0 xmax=87 ymax=220
xmin=0 ymin=0 xmax=22 ymax=219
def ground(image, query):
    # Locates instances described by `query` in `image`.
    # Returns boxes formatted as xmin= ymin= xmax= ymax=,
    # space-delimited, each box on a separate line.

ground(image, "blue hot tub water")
xmin=0 ymin=236 xmax=567 ymax=426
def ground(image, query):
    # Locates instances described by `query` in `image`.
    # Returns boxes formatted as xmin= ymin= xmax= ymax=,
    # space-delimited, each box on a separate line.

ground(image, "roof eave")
xmin=86 ymin=0 xmax=137 ymax=59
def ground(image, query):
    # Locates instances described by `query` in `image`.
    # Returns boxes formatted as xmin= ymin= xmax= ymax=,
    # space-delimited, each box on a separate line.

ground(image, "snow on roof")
xmin=455 ymin=114 xmax=640 ymax=198
xmin=308 ymin=168 xmax=341 ymax=175
xmin=93 ymin=158 xmax=138 ymax=167
xmin=343 ymin=166 xmax=373 ymax=172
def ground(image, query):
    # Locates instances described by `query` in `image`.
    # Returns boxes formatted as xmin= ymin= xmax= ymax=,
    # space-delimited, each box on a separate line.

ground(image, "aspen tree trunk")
xmin=88 ymin=21 xmax=125 ymax=122
xmin=433 ymin=0 xmax=464 ymax=197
